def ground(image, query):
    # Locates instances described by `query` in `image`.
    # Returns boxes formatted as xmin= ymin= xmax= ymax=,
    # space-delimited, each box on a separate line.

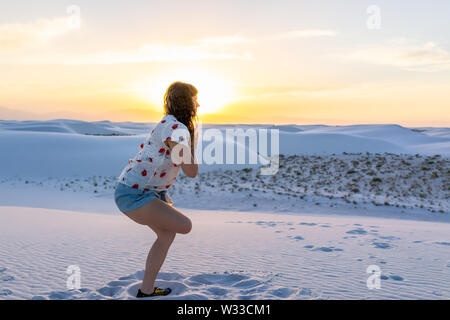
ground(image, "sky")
xmin=0 ymin=0 xmax=449 ymax=126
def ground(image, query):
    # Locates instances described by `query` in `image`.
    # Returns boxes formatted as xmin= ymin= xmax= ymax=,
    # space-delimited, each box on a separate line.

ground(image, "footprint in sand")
xmin=434 ymin=242 xmax=450 ymax=246
xmin=372 ymin=242 xmax=393 ymax=249
xmin=206 ymin=286 xmax=228 ymax=296
xmin=0 ymin=289 xmax=13 ymax=296
xmin=1 ymin=275 xmax=14 ymax=282
xmin=298 ymin=222 xmax=317 ymax=226
xmin=0 ymin=267 xmax=15 ymax=282
xmin=346 ymin=228 xmax=368 ymax=235
xmin=305 ymin=246 xmax=344 ymax=252
xmin=287 ymin=235 xmax=304 ymax=241
xmin=389 ymin=275 xmax=404 ymax=281
xmin=254 ymin=221 xmax=279 ymax=228
xmin=97 ymin=280 xmax=133 ymax=297
xmin=267 ymin=287 xmax=297 ymax=298
xmin=189 ymin=273 xmax=248 ymax=286
xmin=297 ymin=288 xmax=314 ymax=296
xmin=381 ymin=274 xmax=404 ymax=281
xmin=237 ymin=294 xmax=257 ymax=299
xmin=379 ymin=236 xmax=401 ymax=241
xmin=33 ymin=268 xmax=318 ymax=300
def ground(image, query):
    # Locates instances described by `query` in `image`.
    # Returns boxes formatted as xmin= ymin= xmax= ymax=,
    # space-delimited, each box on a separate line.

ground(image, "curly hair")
xmin=163 ymin=81 xmax=198 ymax=151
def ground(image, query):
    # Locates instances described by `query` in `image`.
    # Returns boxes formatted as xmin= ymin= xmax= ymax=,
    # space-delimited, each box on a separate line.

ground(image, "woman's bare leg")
xmin=123 ymin=198 xmax=192 ymax=293
xmin=140 ymin=228 xmax=175 ymax=293
xmin=125 ymin=198 xmax=192 ymax=234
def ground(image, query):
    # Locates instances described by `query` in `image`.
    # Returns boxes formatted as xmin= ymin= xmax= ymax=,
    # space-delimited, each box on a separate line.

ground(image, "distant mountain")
xmin=0 ymin=106 xmax=42 ymax=120
xmin=0 ymin=106 xmax=163 ymax=122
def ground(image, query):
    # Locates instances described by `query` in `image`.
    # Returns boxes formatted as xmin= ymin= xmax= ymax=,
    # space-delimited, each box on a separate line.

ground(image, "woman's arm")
xmin=164 ymin=140 xmax=198 ymax=178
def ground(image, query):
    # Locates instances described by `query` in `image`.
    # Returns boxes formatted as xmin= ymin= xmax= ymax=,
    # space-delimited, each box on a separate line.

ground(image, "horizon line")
xmin=0 ymin=118 xmax=448 ymax=129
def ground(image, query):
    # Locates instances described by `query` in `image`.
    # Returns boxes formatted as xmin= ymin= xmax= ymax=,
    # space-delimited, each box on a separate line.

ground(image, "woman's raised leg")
xmin=124 ymin=198 xmax=192 ymax=234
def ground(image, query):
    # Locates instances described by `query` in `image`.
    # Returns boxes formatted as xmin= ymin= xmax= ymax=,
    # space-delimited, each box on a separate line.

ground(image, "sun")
xmin=137 ymin=67 xmax=235 ymax=115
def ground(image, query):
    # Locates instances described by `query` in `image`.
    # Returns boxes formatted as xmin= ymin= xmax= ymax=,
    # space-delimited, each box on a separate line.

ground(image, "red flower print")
xmin=127 ymin=168 xmax=132 ymax=172
xmin=165 ymin=149 xmax=170 ymax=156
xmin=165 ymin=184 xmax=171 ymax=188
xmin=136 ymin=159 xmax=142 ymax=162
xmin=140 ymin=143 xmax=144 ymax=149
xmin=173 ymin=163 xmax=177 ymax=167
xmin=128 ymin=159 xmax=132 ymax=164
xmin=122 ymin=177 xmax=125 ymax=181
xmin=166 ymin=136 xmax=171 ymax=141
xmin=180 ymin=137 xmax=184 ymax=142
xmin=148 ymin=157 xmax=153 ymax=162
xmin=141 ymin=169 xmax=147 ymax=176
xmin=160 ymin=172 xmax=166 ymax=178
xmin=148 ymin=141 xmax=151 ymax=145
xmin=132 ymin=184 xmax=139 ymax=189
xmin=172 ymin=124 xmax=178 ymax=129
xmin=161 ymin=120 xmax=166 ymax=123
xmin=154 ymin=172 xmax=157 ymax=176
xmin=151 ymin=129 xmax=154 ymax=134
xmin=144 ymin=188 xmax=150 ymax=191
xmin=158 ymin=148 xmax=165 ymax=154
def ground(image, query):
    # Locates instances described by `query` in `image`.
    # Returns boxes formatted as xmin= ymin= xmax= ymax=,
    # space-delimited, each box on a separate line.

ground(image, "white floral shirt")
xmin=117 ymin=114 xmax=191 ymax=191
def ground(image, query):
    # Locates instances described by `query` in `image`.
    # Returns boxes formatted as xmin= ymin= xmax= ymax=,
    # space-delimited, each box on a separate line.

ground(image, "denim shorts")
xmin=114 ymin=182 xmax=173 ymax=214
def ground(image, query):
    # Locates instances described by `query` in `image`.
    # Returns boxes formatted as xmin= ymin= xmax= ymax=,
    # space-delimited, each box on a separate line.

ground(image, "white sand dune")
xmin=0 ymin=119 xmax=151 ymax=135
xmin=0 ymin=119 xmax=448 ymax=300
xmin=0 ymin=120 xmax=449 ymax=179
xmin=0 ymin=205 xmax=449 ymax=300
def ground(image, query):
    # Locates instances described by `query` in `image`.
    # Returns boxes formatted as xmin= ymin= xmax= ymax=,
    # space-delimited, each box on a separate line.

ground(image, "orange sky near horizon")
xmin=1 ymin=1 xmax=449 ymax=127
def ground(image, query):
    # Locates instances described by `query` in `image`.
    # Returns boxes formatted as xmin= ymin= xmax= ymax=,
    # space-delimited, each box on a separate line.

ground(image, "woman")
xmin=114 ymin=81 xmax=199 ymax=298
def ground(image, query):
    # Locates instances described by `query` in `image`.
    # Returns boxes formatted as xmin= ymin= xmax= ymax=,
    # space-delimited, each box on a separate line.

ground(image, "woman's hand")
xmin=165 ymin=140 xmax=198 ymax=178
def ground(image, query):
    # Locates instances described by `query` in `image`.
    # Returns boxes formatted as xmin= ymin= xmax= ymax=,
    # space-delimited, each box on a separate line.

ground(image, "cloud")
xmin=345 ymin=40 xmax=450 ymax=72
xmin=80 ymin=43 xmax=253 ymax=64
xmin=0 ymin=19 xmax=335 ymax=65
xmin=44 ymin=43 xmax=253 ymax=64
xmin=196 ymin=35 xmax=252 ymax=44
xmin=270 ymin=29 xmax=338 ymax=40
xmin=0 ymin=16 xmax=252 ymax=64
xmin=196 ymin=29 xmax=338 ymax=44
xmin=0 ymin=40 xmax=253 ymax=64
xmin=235 ymin=84 xmax=352 ymax=100
xmin=0 ymin=17 xmax=75 ymax=50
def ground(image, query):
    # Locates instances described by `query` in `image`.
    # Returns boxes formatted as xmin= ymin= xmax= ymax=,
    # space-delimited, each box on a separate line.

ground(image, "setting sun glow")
xmin=137 ymin=67 xmax=236 ymax=115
